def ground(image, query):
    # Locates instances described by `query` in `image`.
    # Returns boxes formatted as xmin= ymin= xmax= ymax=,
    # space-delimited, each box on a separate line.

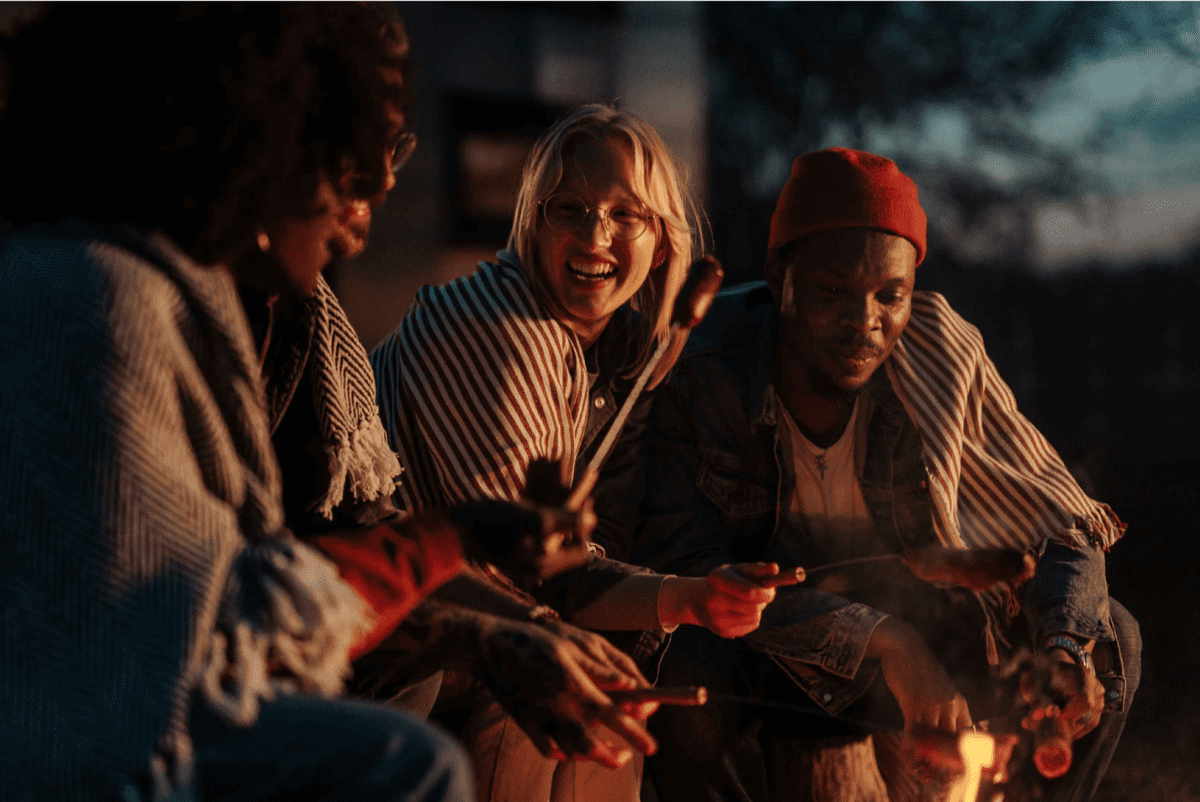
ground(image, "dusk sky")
xmin=3 ymin=2 xmax=1196 ymax=277
xmin=841 ymin=3 xmax=1200 ymax=271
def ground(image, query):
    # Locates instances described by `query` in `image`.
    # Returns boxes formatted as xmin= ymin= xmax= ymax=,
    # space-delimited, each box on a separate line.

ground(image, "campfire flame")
xmin=949 ymin=731 xmax=997 ymax=802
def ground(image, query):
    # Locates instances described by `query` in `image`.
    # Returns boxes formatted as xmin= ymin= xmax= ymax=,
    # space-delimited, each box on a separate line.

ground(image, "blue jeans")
xmin=647 ymin=598 xmax=1141 ymax=802
xmin=189 ymin=693 xmax=474 ymax=802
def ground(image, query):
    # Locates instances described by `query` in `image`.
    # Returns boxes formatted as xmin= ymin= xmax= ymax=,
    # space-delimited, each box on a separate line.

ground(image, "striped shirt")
xmin=887 ymin=291 xmax=1125 ymax=552
xmin=370 ymin=254 xmax=589 ymax=510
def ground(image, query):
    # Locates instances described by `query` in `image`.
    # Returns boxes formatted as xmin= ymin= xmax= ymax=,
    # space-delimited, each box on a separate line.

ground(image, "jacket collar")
xmin=750 ymin=305 xmax=781 ymax=430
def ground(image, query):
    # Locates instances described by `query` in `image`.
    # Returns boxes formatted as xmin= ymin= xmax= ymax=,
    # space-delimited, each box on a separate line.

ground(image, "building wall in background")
xmin=338 ymin=2 xmax=707 ymax=352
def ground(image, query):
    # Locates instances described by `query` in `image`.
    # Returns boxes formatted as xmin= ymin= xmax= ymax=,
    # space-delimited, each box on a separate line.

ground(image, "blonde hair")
xmin=507 ymin=103 xmax=703 ymax=376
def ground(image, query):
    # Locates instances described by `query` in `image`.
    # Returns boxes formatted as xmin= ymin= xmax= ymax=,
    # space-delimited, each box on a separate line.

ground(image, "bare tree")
xmin=705 ymin=2 xmax=1199 ymax=278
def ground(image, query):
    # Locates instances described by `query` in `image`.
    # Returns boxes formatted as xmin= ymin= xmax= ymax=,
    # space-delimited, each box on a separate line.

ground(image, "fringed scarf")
xmin=303 ymin=277 xmax=403 ymax=519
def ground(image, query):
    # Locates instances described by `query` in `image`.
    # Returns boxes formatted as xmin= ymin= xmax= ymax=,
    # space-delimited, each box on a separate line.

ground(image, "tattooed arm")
xmin=356 ymin=594 xmax=657 ymax=768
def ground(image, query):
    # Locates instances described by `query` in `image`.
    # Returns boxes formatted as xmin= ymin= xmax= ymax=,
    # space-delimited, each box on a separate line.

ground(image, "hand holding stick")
xmin=666 ymin=563 xmax=804 ymax=638
xmin=754 ymin=566 xmax=808 ymax=588
xmin=1017 ymin=645 xmax=1104 ymax=779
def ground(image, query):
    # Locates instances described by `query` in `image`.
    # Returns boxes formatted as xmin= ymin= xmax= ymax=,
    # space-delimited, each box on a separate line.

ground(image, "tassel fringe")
xmin=315 ymin=412 xmax=403 ymax=520
xmin=201 ymin=538 xmax=373 ymax=728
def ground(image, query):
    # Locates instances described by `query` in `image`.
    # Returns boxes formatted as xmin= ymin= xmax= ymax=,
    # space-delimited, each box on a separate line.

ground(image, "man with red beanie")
xmin=628 ymin=148 xmax=1140 ymax=802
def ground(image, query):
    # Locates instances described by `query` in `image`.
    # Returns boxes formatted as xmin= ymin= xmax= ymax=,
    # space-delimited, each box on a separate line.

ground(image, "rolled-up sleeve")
xmin=1024 ymin=538 xmax=1114 ymax=648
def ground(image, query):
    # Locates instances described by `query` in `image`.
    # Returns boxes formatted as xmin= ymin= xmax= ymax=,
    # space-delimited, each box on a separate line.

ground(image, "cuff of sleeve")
xmin=1034 ymin=604 xmax=1114 ymax=649
xmin=745 ymin=601 xmax=888 ymax=681
xmin=819 ymin=604 xmax=890 ymax=680
xmin=316 ymin=521 xmax=465 ymax=660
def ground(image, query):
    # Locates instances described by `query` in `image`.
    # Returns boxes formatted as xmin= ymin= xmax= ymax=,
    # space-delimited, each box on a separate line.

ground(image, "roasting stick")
xmin=564 ymin=256 xmax=724 ymax=511
xmin=608 ymin=686 xmax=709 ymax=706
xmin=793 ymin=545 xmax=1037 ymax=593
xmin=562 ymin=331 xmax=668 ymax=510
xmin=522 ymin=261 xmax=722 ymax=579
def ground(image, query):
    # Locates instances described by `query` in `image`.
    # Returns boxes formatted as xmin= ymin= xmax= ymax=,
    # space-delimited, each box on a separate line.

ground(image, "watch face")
xmin=1045 ymin=635 xmax=1094 ymax=674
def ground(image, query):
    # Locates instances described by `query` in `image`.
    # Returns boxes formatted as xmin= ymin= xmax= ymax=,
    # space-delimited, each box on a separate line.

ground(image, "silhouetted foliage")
xmin=705 ymin=1 xmax=1200 ymax=281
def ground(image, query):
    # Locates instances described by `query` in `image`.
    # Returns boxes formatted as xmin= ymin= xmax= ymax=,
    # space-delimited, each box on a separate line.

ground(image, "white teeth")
xmin=568 ymin=261 xmax=617 ymax=279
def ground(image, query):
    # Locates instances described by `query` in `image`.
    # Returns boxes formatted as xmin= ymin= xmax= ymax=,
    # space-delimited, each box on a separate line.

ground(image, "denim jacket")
xmin=540 ymin=303 xmax=670 ymax=666
xmin=632 ymin=282 xmax=1128 ymax=714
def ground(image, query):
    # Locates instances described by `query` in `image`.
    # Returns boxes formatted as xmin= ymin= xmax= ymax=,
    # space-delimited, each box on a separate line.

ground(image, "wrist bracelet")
xmin=1042 ymin=634 xmax=1094 ymax=676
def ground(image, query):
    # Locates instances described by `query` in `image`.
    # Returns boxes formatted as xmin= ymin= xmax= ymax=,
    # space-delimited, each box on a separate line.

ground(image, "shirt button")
xmin=594 ymin=397 xmax=606 ymax=409
xmin=823 ymin=693 xmax=833 ymax=702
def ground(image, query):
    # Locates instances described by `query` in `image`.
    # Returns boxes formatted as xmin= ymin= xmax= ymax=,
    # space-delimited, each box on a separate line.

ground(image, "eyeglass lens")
xmin=542 ymin=193 xmax=652 ymax=241
xmin=390 ymin=133 xmax=417 ymax=175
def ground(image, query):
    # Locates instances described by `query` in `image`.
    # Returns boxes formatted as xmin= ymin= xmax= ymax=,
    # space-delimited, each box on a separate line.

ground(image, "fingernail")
xmin=615 ymin=749 xmax=632 ymax=766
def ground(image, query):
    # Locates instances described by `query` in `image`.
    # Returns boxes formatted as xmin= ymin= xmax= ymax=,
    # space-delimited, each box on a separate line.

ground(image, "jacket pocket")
xmin=697 ymin=448 xmax=774 ymax=518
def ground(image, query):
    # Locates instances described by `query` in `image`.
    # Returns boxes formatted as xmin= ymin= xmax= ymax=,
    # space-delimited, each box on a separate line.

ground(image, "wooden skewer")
xmin=564 ymin=256 xmax=724 ymax=511
xmin=795 ymin=545 xmax=1037 ymax=592
xmin=608 ymin=686 xmax=709 ymax=706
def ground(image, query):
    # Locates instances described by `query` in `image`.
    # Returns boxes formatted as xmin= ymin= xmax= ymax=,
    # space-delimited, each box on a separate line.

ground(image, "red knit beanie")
xmin=768 ymin=147 xmax=927 ymax=265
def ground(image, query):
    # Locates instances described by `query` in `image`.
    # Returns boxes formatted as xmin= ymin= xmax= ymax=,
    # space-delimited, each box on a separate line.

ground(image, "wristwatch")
xmin=1041 ymin=634 xmax=1095 ymax=676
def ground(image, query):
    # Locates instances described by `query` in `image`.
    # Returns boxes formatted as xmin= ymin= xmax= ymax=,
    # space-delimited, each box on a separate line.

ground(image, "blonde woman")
xmin=371 ymin=104 xmax=796 ymax=801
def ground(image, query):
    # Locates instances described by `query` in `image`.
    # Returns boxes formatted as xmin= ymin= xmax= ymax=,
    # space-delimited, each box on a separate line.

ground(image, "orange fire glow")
xmin=950 ymin=731 xmax=996 ymax=802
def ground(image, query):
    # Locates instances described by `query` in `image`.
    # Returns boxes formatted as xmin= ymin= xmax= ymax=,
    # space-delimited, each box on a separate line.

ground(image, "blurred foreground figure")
xmin=0 ymin=5 xmax=474 ymax=800
xmin=633 ymin=148 xmax=1141 ymax=802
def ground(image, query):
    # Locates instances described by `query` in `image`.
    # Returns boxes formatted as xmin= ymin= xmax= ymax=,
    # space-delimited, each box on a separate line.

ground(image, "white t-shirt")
xmin=771 ymin=389 xmax=884 ymax=567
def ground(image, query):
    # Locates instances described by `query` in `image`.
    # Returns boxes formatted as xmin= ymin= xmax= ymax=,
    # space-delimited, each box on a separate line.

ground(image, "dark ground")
xmin=1092 ymin=461 xmax=1200 ymax=802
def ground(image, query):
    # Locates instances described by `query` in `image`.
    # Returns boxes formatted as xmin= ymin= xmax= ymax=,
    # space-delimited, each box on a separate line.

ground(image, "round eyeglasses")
xmin=539 ymin=193 xmax=657 ymax=241
xmin=387 ymin=132 xmax=418 ymax=175
xmin=346 ymin=132 xmax=417 ymax=198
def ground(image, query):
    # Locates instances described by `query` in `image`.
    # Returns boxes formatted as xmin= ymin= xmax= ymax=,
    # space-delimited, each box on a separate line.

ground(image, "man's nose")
xmin=840 ymin=295 xmax=880 ymax=332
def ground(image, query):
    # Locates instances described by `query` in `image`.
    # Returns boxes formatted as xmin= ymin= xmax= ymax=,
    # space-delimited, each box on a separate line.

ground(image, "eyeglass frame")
xmin=537 ymin=191 xmax=659 ymax=242
xmin=344 ymin=132 xmax=417 ymax=198
xmin=386 ymin=132 xmax=418 ymax=176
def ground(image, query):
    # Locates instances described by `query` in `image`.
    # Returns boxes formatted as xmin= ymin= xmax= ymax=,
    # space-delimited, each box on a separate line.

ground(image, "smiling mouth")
xmin=331 ymin=201 xmax=371 ymax=261
xmin=830 ymin=344 xmax=883 ymax=370
xmin=567 ymin=261 xmax=618 ymax=281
